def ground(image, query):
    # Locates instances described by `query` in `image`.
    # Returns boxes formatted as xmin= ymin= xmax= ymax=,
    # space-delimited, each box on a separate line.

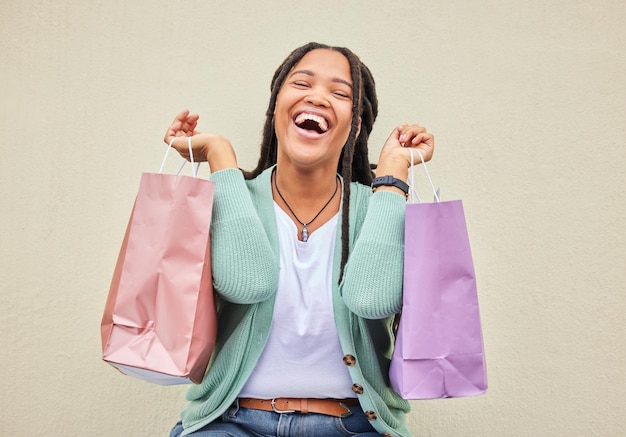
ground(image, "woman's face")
xmin=274 ymin=49 xmax=358 ymax=172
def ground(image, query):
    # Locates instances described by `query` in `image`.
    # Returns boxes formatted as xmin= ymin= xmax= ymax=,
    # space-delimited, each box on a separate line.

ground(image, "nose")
xmin=304 ymin=89 xmax=329 ymax=107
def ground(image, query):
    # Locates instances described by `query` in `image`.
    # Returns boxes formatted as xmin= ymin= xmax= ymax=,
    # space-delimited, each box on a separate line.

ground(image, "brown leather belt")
xmin=238 ymin=398 xmax=360 ymax=417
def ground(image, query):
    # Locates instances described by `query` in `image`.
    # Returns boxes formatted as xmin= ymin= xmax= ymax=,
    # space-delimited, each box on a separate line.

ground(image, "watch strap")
xmin=371 ymin=175 xmax=409 ymax=196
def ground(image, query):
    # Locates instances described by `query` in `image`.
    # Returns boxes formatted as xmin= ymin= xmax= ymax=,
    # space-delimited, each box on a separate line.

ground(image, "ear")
xmin=356 ymin=116 xmax=362 ymax=138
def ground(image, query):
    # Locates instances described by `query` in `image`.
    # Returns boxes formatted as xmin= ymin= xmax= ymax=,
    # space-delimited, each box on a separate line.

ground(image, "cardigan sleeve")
xmin=340 ymin=189 xmax=406 ymax=319
xmin=209 ymin=169 xmax=279 ymax=304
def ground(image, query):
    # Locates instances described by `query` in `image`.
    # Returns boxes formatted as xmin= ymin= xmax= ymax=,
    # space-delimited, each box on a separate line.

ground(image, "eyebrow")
xmin=289 ymin=69 xmax=353 ymax=88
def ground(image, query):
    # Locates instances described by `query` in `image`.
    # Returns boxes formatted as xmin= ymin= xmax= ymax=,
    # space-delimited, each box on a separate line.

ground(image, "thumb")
xmin=382 ymin=125 xmax=404 ymax=150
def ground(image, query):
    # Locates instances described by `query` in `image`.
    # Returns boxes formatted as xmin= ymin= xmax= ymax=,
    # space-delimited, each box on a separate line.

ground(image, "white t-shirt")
xmin=238 ymin=203 xmax=356 ymax=399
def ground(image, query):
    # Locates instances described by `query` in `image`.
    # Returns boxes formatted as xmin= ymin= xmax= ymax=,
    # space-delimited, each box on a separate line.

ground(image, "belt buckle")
xmin=271 ymin=398 xmax=296 ymax=414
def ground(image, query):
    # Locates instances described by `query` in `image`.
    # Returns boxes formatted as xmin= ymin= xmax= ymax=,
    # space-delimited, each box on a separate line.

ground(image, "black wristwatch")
xmin=371 ymin=175 xmax=409 ymax=196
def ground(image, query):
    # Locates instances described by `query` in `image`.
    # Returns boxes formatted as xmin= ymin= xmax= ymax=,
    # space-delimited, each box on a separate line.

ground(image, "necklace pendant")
xmin=301 ymin=225 xmax=309 ymax=242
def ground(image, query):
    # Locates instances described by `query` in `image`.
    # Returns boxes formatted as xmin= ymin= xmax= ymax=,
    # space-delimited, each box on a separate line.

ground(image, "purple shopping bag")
xmin=389 ymin=151 xmax=487 ymax=399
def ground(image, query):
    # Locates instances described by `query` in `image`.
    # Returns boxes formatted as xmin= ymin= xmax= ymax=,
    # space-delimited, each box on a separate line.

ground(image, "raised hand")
xmin=163 ymin=109 xmax=238 ymax=171
xmin=376 ymin=124 xmax=435 ymax=181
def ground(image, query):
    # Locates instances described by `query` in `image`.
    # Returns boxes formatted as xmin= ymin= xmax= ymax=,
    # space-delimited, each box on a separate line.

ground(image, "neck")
xmin=273 ymin=163 xmax=339 ymax=201
xmin=272 ymin=165 xmax=341 ymax=242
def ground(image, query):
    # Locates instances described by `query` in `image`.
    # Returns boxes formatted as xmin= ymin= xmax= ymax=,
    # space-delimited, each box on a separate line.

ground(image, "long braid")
xmin=243 ymin=42 xmax=379 ymax=282
xmin=335 ymin=48 xmax=363 ymax=281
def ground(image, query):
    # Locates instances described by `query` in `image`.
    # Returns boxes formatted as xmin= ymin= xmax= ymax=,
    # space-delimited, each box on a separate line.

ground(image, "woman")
xmin=165 ymin=42 xmax=434 ymax=437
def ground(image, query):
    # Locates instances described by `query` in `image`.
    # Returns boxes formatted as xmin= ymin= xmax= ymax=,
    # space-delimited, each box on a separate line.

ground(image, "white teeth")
xmin=295 ymin=113 xmax=329 ymax=132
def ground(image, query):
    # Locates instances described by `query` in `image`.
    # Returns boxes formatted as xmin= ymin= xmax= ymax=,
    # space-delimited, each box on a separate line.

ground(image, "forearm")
xmin=209 ymin=169 xmax=279 ymax=303
xmin=202 ymin=134 xmax=238 ymax=172
xmin=340 ymin=190 xmax=406 ymax=319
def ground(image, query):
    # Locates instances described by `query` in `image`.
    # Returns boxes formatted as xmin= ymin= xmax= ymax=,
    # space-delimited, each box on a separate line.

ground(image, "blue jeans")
xmin=170 ymin=402 xmax=381 ymax=436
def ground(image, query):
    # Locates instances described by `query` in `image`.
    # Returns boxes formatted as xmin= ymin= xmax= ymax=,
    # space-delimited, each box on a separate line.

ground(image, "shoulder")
xmin=245 ymin=166 xmax=274 ymax=191
xmin=348 ymin=181 xmax=372 ymax=215
xmin=346 ymin=181 xmax=371 ymax=240
xmin=350 ymin=180 xmax=372 ymax=199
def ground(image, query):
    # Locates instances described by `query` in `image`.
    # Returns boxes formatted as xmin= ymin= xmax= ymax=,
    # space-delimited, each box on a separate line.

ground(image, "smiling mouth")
xmin=294 ymin=112 xmax=329 ymax=134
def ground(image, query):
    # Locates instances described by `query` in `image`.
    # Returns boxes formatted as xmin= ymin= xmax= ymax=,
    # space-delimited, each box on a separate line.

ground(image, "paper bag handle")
xmin=159 ymin=137 xmax=201 ymax=177
xmin=408 ymin=148 xmax=440 ymax=204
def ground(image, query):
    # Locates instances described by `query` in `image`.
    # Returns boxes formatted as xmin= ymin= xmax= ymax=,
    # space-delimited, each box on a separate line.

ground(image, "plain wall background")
xmin=1 ymin=1 xmax=624 ymax=436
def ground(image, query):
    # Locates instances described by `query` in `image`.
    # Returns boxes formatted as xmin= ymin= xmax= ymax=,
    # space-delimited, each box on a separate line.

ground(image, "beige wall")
xmin=1 ymin=1 xmax=624 ymax=435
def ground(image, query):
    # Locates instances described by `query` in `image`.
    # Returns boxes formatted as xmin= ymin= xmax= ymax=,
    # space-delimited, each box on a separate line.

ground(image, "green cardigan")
xmin=180 ymin=166 xmax=412 ymax=437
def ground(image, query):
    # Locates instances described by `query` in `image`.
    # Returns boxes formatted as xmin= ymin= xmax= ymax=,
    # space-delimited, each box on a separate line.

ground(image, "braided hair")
xmin=243 ymin=42 xmax=379 ymax=281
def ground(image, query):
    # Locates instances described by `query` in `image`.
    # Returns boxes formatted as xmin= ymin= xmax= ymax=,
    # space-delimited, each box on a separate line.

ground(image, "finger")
xmin=410 ymin=132 xmax=433 ymax=146
xmin=398 ymin=123 xmax=425 ymax=133
xmin=179 ymin=116 xmax=199 ymax=135
xmin=164 ymin=129 xmax=177 ymax=144
xmin=166 ymin=113 xmax=200 ymax=142
xmin=171 ymin=110 xmax=199 ymax=132
xmin=165 ymin=110 xmax=188 ymax=142
xmin=164 ymin=128 xmax=185 ymax=145
xmin=397 ymin=122 xmax=409 ymax=131
xmin=381 ymin=125 xmax=403 ymax=149
xmin=409 ymin=143 xmax=434 ymax=163
xmin=172 ymin=109 xmax=190 ymax=124
xmin=399 ymin=125 xmax=426 ymax=144
xmin=185 ymin=113 xmax=200 ymax=130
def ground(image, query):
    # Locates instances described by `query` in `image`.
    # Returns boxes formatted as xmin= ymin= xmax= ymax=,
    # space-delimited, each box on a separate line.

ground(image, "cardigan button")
xmin=364 ymin=410 xmax=378 ymax=421
xmin=343 ymin=354 xmax=356 ymax=366
xmin=351 ymin=383 xmax=364 ymax=394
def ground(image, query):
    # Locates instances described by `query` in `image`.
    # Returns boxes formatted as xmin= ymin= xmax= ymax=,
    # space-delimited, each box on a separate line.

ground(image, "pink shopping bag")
xmin=389 ymin=150 xmax=487 ymax=399
xmin=101 ymin=139 xmax=217 ymax=385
